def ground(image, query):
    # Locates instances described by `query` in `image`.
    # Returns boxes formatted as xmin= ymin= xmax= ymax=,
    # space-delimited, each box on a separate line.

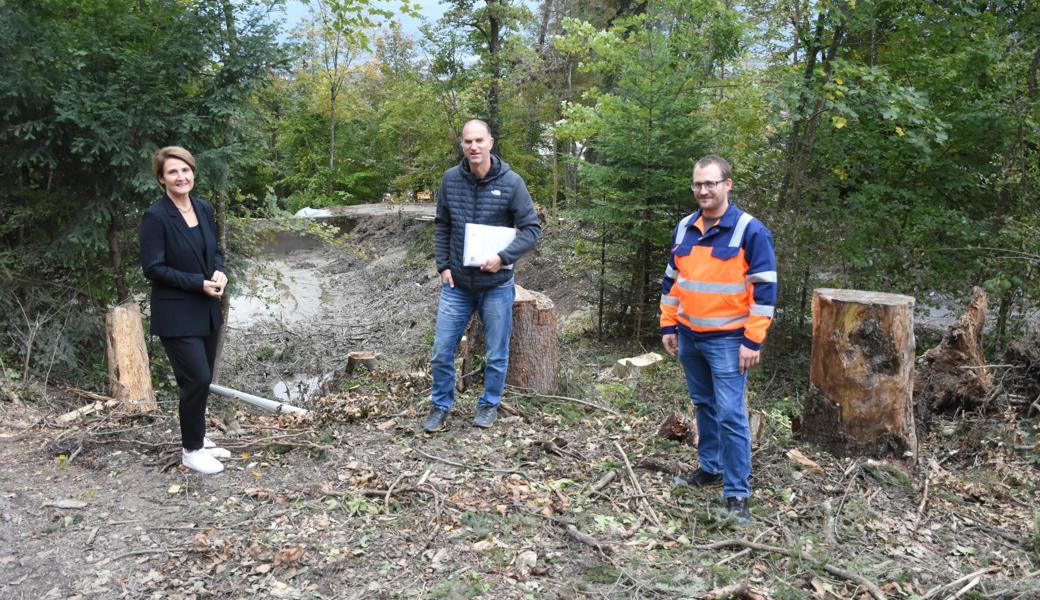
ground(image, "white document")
xmin=463 ymin=223 xmax=516 ymax=269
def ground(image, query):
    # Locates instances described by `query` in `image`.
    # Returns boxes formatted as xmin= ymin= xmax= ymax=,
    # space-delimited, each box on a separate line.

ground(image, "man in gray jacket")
xmin=422 ymin=119 xmax=542 ymax=432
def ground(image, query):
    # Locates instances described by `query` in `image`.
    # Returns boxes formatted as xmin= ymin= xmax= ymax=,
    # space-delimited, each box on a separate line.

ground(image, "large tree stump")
xmin=105 ymin=303 xmax=157 ymax=413
xmin=801 ymin=289 xmax=917 ymax=460
xmin=914 ymin=287 xmax=993 ymax=431
xmin=459 ymin=285 xmax=559 ymax=394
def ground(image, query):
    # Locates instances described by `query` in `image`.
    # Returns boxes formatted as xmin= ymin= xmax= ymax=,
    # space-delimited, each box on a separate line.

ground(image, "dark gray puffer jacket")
xmin=434 ymin=155 xmax=542 ymax=290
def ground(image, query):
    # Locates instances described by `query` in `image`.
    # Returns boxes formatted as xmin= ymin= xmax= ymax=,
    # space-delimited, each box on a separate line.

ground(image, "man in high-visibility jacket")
xmin=660 ymin=155 xmax=777 ymax=527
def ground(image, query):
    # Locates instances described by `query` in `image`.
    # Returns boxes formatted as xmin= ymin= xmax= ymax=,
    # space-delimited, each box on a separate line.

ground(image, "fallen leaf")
xmin=167 ymin=485 xmax=181 ymax=495
xmin=245 ymin=487 xmax=272 ymax=499
xmin=275 ymin=546 xmax=305 ymax=567
xmin=377 ymin=419 xmax=396 ymax=432
xmin=254 ymin=563 xmax=272 ymax=574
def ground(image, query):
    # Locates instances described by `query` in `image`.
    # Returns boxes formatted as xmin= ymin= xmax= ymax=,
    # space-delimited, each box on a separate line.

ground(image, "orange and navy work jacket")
xmin=659 ymin=204 xmax=777 ymax=350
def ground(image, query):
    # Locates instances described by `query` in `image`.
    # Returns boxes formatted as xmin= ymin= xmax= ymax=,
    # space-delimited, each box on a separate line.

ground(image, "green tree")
xmin=0 ymin=0 xmax=288 ymax=386
xmin=556 ymin=0 xmax=743 ymax=339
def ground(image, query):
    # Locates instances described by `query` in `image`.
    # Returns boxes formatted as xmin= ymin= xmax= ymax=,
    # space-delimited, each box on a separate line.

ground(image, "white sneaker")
xmin=203 ymin=437 xmax=231 ymax=459
xmin=182 ymin=448 xmax=224 ymax=474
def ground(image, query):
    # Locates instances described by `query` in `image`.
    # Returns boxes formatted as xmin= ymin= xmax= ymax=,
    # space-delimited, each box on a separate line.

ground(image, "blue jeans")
xmin=431 ymin=278 xmax=515 ymax=410
xmin=677 ymin=328 xmax=751 ymax=498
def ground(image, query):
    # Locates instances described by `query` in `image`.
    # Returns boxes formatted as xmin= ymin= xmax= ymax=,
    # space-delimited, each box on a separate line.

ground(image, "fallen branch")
xmin=702 ymin=581 xmax=767 ymax=600
xmin=921 ymin=566 xmax=999 ymax=600
xmin=548 ymin=517 xmax=613 ymax=555
xmin=948 ymin=576 xmax=982 ymax=600
xmin=95 ymin=546 xmax=189 ymax=566
xmin=697 ymin=538 xmax=886 ymax=600
xmin=67 ymin=388 xmax=117 ymax=403
xmin=613 ymin=441 xmax=667 ymax=536
xmin=563 ymin=522 xmax=612 ymax=555
xmin=506 ymin=385 xmax=620 ymax=416
xmin=411 ymin=446 xmax=528 ymax=477
xmin=385 ymin=473 xmax=406 ymax=513
xmin=590 ymin=470 xmax=617 ymax=493
xmin=911 ymin=470 xmax=930 ymax=537
xmin=56 ymin=399 xmax=120 ymax=425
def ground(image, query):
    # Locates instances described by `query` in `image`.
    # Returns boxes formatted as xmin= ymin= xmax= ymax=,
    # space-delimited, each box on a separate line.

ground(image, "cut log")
xmin=459 ymin=285 xmax=559 ymax=395
xmin=57 ymin=399 xmax=119 ymax=425
xmin=914 ymin=287 xmax=993 ymax=430
xmin=344 ymin=351 xmax=380 ymax=375
xmin=800 ymin=289 xmax=917 ymax=460
xmin=105 ymin=303 xmax=157 ymax=413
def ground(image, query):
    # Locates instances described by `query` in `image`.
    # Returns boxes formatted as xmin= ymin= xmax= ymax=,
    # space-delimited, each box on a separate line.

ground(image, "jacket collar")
xmin=691 ymin=203 xmax=741 ymax=236
xmin=460 ymin=154 xmax=503 ymax=182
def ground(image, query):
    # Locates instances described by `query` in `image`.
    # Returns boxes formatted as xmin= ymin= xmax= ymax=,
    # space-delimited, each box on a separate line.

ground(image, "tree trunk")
xmin=105 ymin=302 xmax=157 ymax=413
xmin=800 ymin=288 xmax=917 ymax=461
xmin=486 ymin=0 xmax=502 ymax=141
xmin=107 ymin=210 xmax=127 ymax=302
xmin=460 ymin=285 xmax=559 ymax=394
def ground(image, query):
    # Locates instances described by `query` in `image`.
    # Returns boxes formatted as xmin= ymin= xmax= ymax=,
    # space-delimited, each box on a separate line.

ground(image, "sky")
xmin=279 ymin=0 xmax=449 ymax=37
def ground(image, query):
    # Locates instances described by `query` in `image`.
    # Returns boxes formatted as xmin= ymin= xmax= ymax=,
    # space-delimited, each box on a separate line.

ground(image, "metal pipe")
xmin=209 ymin=383 xmax=308 ymax=415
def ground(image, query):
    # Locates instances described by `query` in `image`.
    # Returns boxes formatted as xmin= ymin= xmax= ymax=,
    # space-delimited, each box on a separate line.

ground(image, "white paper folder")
xmin=463 ymin=223 xmax=516 ymax=269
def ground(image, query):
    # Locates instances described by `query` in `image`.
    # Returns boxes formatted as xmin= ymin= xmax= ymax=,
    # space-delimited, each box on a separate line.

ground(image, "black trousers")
xmin=161 ymin=335 xmax=218 ymax=451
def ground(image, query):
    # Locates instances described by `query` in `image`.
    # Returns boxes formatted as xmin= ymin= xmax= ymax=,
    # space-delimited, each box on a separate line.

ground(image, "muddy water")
xmin=227 ymin=258 xmax=328 ymax=328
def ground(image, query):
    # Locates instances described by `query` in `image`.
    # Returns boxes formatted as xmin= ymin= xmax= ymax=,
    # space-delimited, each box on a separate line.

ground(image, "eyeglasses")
xmin=691 ymin=179 xmax=727 ymax=192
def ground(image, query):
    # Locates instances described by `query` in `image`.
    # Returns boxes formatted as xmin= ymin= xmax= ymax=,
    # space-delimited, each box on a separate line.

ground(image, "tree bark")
xmin=800 ymin=288 xmax=917 ymax=460
xmin=105 ymin=302 xmax=157 ymax=413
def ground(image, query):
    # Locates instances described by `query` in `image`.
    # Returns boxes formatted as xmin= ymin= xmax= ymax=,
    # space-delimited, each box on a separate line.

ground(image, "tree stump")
xmin=344 ymin=351 xmax=380 ymax=375
xmin=800 ymin=289 xmax=917 ymax=460
xmin=914 ymin=287 xmax=993 ymax=431
xmin=105 ymin=303 xmax=157 ymax=413
xmin=507 ymin=286 xmax=558 ymax=393
xmin=458 ymin=285 xmax=559 ymax=394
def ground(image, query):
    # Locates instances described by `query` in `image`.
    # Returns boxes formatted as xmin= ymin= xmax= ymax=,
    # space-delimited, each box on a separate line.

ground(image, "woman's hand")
xmin=211 ymin=270 xmax=228 ymax=287
xmin=202 ymin=280 xmax=224 ymax=298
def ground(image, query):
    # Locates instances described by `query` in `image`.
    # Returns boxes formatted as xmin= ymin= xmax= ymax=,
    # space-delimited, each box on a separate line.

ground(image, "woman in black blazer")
xmin=140 ymin=146 xmax=231 ymax=474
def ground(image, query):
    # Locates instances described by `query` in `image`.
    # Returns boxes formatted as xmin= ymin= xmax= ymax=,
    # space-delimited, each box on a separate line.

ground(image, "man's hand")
xmin=661 ymin=333 xmax=678 ymax=357
xmin=440 ymin=268 xmax=454 ymax=288
xmin=739 ymin=345 xmax=761 ymax=373
xmin=480 ymin=254 xmax=503 ymax=273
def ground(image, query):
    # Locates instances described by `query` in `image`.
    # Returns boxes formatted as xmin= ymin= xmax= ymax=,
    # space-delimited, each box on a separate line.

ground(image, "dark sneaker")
xmin=673 ymin=468 xmax=723 ymax=487
xmin=422 ymin=407 xmax=449 ymax=433
xmin=473 ymin=405 xmax=498 ymax=428
xmin=725 ymin=496 xmax=751 ymax=528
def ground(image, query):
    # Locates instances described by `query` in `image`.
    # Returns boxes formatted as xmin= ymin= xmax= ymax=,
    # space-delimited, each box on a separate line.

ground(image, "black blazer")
xmin=139 ymin=195 xmax=225 ymax=337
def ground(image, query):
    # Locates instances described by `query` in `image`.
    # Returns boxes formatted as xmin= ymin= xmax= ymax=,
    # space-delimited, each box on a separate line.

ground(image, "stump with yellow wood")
xmin=800 ymin=288 xmax=917 ymax=461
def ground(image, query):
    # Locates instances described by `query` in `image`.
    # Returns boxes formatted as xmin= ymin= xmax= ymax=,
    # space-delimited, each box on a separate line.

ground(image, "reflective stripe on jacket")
xmin=659 ymin=204 xmax=777 ymax=350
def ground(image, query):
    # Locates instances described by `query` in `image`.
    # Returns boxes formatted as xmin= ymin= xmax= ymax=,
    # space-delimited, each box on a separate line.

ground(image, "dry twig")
xmin=411 ymin=445 xmax=528 ymax=477
xmin=613 ymin=441 xmax=668 ymax=536
xmin=698 ymin=538 xmax=886 ymax=600
xmin=507 ymin=384 xmax=621 ymax=416
xmin=920 ymin=566 xmax=999 ymax=600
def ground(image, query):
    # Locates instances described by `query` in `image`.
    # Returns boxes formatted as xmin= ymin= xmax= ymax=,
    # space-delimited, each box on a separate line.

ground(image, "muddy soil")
xmin=2 ymin=208 xmax=1038 ymax=599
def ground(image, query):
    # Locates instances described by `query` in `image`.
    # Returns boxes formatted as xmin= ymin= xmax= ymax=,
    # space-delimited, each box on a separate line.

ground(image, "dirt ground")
xmin=2 ymin=209 xmax=1038 ymax=599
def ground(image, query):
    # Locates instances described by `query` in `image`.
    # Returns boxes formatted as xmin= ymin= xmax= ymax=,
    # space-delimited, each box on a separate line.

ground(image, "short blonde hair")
xmin=152 ymin=146 xmax=196 ymax=185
